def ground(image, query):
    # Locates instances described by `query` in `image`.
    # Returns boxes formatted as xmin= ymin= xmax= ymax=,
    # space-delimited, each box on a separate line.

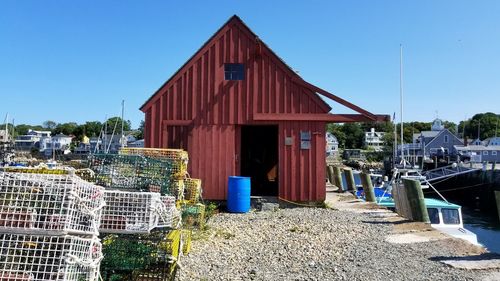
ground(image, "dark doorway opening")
xmin=240 ymin=125 xmax=279 ymax=196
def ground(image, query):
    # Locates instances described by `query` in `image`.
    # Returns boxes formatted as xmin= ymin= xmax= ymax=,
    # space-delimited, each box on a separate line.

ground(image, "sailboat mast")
xmin=393 ymin=113 xmax=397 ymax=166
xmin=121 ymin=100 xmax=125 ymax=148
xmin=4 ymin=113 xmax=8 ymax=141
xmin=400 ymin=44 xmax=405 ymax=167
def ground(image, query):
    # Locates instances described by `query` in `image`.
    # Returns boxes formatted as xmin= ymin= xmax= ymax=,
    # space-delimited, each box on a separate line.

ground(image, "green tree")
xmin=14 ymin=124 xmax=44 ymax=136
xmin=342 ymin=123 xmax=364 ymax=149
xmin=134 ymin=120 xmax=145 ymax=139
xmin=83 ymin=121 xmax=103 ymax=137
xmin=105 ymin=117 xmax=131 ymax=134
xmin=459 ymin=112 xmax=500 ymax=140
xmin=53 ymin=122 xmax=78 ymax=136
xmin=43 ymin=120 xmax=58 ymax=130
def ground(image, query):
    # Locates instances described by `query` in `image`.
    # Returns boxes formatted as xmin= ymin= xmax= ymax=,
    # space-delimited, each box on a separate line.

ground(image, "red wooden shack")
xmin=140 ymin=15 xmax=388 ymax=202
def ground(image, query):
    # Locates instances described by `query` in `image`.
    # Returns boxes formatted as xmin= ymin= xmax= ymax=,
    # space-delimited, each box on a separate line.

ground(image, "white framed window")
xmin=444 ymin=135 xmax=449 ymax=143
xmin=483 ymin=151 xmax=488 ymax=155
xmin=493 ymin=151 xmax=497 ymax=156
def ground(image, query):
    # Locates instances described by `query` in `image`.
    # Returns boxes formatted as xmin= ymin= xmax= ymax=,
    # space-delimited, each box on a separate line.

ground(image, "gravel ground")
xmin=177 ymin=207 xmax=496 ymax=281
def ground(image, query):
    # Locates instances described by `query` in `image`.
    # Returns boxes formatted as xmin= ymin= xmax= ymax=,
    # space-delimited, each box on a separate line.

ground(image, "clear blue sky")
xmin=1 ymin=1 xmax=499 ymax=128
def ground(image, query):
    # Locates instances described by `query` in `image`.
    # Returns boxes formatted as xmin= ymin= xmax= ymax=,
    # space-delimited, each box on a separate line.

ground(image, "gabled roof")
xmin=424 ymin=129 xmax=463 ymax=148
xmin=419 ymin=131 xmax=440 ymax=138
xmin=140 ymin=15 xmax=388 ymax=122
xmin=140 ymin=15 xmax=330 ymax=111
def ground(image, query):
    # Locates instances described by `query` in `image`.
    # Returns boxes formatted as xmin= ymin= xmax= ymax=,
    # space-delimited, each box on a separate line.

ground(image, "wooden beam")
xmin=162 ymin=120 xmax=193 ymax=127
xmin=253 ymin=113 xmax=389 ymax=123
xmin=294 ymin=78 xmax=378 ymax=121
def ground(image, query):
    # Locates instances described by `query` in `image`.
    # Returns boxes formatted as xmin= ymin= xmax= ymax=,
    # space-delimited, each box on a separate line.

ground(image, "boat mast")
xmin=400 ymin=44 xmax=405 ymax=168
xmin=3 ymin=113 xmax=8 ymax=141
xmin=121 ymin=100 xmax=125 ymax=148
xmin=393 ymin=112 xmax=397 ymax=166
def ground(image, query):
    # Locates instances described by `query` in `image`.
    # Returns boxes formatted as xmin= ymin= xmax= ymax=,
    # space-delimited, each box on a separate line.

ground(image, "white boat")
xmin=424 ymin=198 xmax=479 ymax=245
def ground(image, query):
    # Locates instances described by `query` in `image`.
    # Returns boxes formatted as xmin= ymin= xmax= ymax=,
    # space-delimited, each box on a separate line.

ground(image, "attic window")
xmin=224 ymin=63 xmax=245 ymax=80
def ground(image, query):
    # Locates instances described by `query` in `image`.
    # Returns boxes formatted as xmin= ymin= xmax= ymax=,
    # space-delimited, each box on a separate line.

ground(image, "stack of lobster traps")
xmin=83 ymin=147 xmax=203 ymax=281
xmin=0 ymin=169 xmax=105 ymax=281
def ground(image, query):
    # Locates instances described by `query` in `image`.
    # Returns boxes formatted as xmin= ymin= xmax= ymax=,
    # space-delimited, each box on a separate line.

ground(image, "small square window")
xmin=483 ymin=151 xmax=488 ymax=155
xmin=224 ymin=63 xmax=245 ymax=80
xmin=492 ymin=151 xmax=497 ymax=156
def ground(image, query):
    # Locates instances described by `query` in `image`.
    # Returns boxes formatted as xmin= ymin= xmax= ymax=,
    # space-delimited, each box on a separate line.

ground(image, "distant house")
xmin=406 ymin=118 xmax=463 ymax=158
xmin=0 ymin=130 xmax=10 ymax=143
xmin=128 ymin=139 xmax=144 ymax=148
xmin=326 ymin=132 xmax=339 ymax=157
xmin=454 ymin=145 xmax=500 ymax=163
xmin=470 ymin=138 xmax=483 ymax=146
xmin=483 ymin=137 xmax=500 ymax=146
xmin=343 ymin=149 xmax=365 ymax=161
xmin=364 ymin=128 xmax=385 ymax=151
xmin=15 ymin=129 xmax=51 ymax=151
xmin=43 ymin=134 xmax=73 ymax=156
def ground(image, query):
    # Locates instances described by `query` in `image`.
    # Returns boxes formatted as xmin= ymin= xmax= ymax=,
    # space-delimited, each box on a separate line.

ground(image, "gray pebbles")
xmin=177 ymin=208 xmax=494 ymax=281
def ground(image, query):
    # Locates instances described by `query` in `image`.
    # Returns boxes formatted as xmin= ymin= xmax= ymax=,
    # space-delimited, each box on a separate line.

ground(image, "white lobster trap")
xmin=0 ymin=172 xmax=105 ymax=236
xmin=100 ymin=191 xmax=179 ymax=234
xmin=0 ymin=233 xmax=102 ymax=281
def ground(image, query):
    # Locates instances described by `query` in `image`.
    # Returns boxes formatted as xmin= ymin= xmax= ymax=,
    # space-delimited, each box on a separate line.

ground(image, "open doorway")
xmin=240 ymin=125 xmax=279 ymax=196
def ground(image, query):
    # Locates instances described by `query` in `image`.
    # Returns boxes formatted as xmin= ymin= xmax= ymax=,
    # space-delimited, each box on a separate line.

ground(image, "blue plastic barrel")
xmin=227 ymin=176 xmax=251 ymax=213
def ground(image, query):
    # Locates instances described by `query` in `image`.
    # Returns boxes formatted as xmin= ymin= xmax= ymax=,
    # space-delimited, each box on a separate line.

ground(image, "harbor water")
xmin=462 ymin=208 xmax=500 ymax=254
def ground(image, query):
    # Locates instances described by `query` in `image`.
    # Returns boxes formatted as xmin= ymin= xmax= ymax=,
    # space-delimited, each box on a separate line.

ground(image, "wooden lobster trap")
xmin=0 ymin=171 xmax=105 ymax=236
xmin=100 ymin=191 xmax=179 ymax=234
xmin=0 ymin=233 xmax=102 ymax=281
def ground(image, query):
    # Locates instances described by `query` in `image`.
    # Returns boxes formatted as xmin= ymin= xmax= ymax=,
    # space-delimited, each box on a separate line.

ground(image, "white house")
xmin=43 ymin=134 xmax=73 ymax=156
xmin=364 ymin=128 xmax=385 ymax=151
xmin=0 ymin=130 xmax=10 ymax=143
xmin=326 ymin=132 xmax=339 ymax=157
xmin=128 ymin=139 xmax=144 ymax=148
xmin=15 ymin=129 xmax=52 ymax=151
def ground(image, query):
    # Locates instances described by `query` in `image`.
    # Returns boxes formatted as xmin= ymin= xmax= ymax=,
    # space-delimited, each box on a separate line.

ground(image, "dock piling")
xmin=333 ymin=166 xmax=344 ymax=192
xmin=403 ymin=178 xmax=430 ymax=223
xmin=343 ymin=168 xmax=356 ymax=193
xmin=360 ymin=172 xmax=376 ymax=202
xmin=326 ymin=165 xmax=335 ymax=186
xmin=495 ymin=191 xmax=500 ymax=223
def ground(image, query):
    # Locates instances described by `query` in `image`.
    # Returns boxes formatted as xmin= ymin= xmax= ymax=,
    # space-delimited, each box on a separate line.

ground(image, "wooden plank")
xmin=162 ymin=120 xmax=193 ymax=126
xmin=253 ymin=113 xmax=389 ymax=122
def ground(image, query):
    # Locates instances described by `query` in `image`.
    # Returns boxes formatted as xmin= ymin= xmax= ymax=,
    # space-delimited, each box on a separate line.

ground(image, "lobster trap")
xmin=119 ymin=148 xmax=188 ymax=179
xmin=100 ymin=191 xmax=179 ymax=234
xmin=0 ymin=233 xmax=102 ymax=281
xmin=169 ymin=179 xmax=184 ymax=201
xmin=87 ymin=154 xmax=183 ymax=195
xmin=184 ymin=178 xmax=201 ymax=203
xmin=180 ymin=203 xmax=205 ymax=229
xmin=0 ymin=171 xmax=105 ymax=236
xmin=100 ymin=229 xmax=190 ymax=281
